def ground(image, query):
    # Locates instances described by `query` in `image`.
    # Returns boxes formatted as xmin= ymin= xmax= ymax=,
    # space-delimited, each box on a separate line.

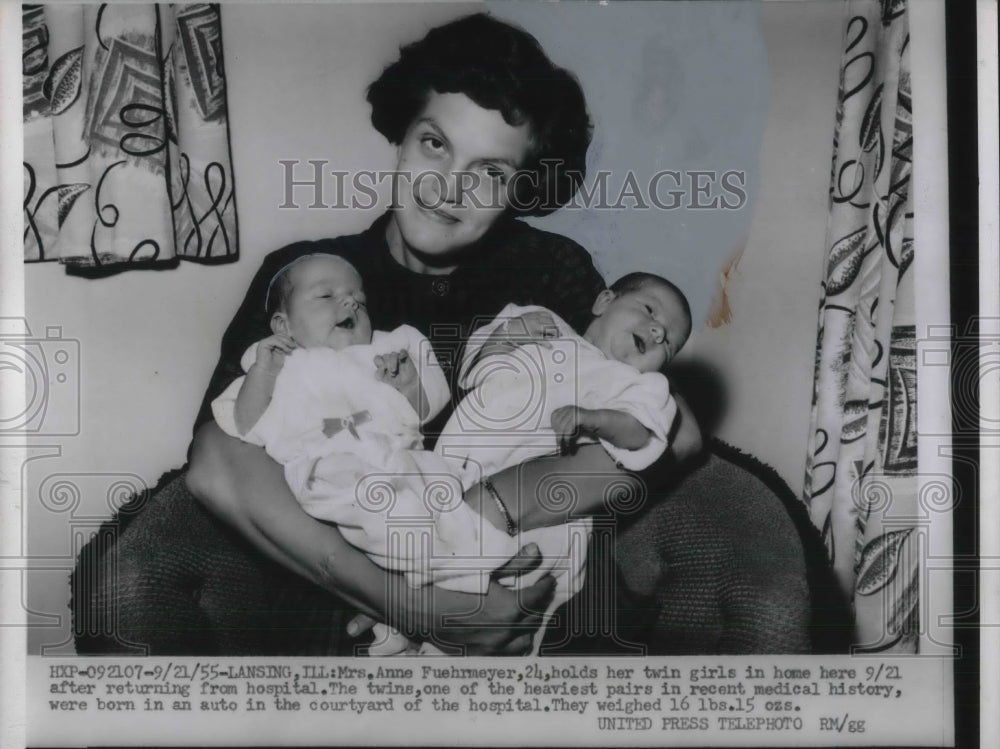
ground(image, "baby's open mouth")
xmin=335 ymin=317 xmax=356 ymax=330
xmin=632 ymin=333 xmax=646 ymax=354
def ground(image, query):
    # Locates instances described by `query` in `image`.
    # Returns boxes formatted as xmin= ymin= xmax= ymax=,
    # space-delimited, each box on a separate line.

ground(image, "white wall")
xmin=23 ymin=1 xmax=842 ymax=653
xmin=688 ymin=1 xmax=844 ymax=496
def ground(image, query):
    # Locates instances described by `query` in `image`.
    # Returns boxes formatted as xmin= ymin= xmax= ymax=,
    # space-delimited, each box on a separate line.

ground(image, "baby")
xmin=444 ymin=271 xmax=692 ymax=477
xmin=431 ymin=271 xmax=692 ymax=653
xmin=211 ymin=254 xmax=495 ymax=585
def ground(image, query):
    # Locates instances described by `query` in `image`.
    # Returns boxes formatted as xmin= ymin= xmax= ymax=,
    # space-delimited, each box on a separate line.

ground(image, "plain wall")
xmin=688 ymin=0 xmax=844 ymax=496
xmin=23 ymin=1 xmax=842 ymax=654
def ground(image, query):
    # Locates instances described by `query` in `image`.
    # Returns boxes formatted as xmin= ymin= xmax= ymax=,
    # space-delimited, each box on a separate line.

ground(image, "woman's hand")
xmin=348 ymin=544 xmax=556 ymax=655
xmin=506 ymin=310 xmax=559 ymax=345
xmin=667 ymin=391 xmax=704 ymax=464
xmin=551 ymin=405 xmax=591 ymax=454
xmin=186 ymin=421 xmax=555 ymax=654
xmin=474 ymin=311 xmax=559 ymax=362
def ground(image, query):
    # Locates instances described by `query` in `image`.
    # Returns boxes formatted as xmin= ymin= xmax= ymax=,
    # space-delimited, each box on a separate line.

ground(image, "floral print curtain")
xmin=23 ymin=3 xmax=238 ymax=271
xmin=803 ymin=0 xmax=918 ymax=652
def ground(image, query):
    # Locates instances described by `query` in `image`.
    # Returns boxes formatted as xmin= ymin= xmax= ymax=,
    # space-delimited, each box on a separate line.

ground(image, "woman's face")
xmin=388 ymin=92 xmax=533 ymax=272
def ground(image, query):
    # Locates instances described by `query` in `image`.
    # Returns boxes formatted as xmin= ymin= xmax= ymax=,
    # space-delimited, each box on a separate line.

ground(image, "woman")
xmin=187 ymin=13 xmax=701 ymax=656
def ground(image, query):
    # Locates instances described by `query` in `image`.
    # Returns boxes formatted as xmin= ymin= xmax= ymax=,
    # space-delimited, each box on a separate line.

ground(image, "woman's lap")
xmin=73 ymin=468 xmax=362 ymax=655
xmin=75 ymin=442 xmax=818 ymax=656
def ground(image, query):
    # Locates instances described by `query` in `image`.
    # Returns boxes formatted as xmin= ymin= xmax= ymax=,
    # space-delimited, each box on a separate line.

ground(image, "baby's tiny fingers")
xmin=385 ymin=352 xmax=400 ymax=376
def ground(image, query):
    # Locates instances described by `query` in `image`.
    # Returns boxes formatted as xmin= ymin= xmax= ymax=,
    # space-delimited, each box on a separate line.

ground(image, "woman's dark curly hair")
xmin=367 ymin=13 xmax=592 ymax=216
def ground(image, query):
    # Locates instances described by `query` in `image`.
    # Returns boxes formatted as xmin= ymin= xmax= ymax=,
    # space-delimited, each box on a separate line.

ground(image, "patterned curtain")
xmin=803 ymin=0 xmax=918 ymax=652
xmin=23 ymin=4 xmax=238 ymax=271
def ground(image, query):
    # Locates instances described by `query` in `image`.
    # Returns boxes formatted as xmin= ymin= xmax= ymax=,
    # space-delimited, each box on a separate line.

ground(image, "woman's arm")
xmin=469 ymin=392 xmax=704 ymax=533
xmin=667 ymin=392 xmax=703 ymax=462
xmin=467 ymin=445 xmax=639 ymax=531
xmin=186 ymin=421 xmax=554 ymax=654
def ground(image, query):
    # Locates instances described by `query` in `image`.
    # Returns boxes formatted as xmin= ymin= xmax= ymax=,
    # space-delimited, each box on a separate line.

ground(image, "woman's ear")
xmin=271 ymin=311 xmax=289 ymax=337
xmin=591 ymin=289 xmax=616 ymax=316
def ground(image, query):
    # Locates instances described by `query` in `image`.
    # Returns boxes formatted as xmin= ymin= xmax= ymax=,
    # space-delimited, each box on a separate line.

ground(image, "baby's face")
xmin=272 ymin=257 xmax=373 ymax=350
xmin=584 ymin=284 xmax=690 ymax=373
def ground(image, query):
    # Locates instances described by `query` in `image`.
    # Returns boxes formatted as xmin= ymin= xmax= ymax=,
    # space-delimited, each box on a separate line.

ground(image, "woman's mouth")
xmin=414 ymin=194 xmax=459 ymax=224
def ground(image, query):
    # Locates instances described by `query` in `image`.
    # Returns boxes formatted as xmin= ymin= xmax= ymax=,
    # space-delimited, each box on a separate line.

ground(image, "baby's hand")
xmin=375 ymin=349 xmax=427 ymax=418
xmin=505 ymin=310 xmax=558 ymax=347
xmin=374 ymin=349 xmax=417 ymax=388
xmin=254 ymin=334 xmax=296 ymax=375
xmin=551 ymin=405 xmax=596 ymax=455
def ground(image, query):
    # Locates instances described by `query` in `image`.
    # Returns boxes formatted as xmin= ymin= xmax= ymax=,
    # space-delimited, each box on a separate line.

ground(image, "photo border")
xmin=1 ymin=1 xmax=996 ymax=747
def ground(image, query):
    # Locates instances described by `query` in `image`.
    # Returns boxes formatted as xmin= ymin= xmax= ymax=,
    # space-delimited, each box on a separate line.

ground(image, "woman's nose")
xmin=438 ymin=156 xmax=474 ymax=206
xmin=440 ymin=169 xmax=461 ymax=205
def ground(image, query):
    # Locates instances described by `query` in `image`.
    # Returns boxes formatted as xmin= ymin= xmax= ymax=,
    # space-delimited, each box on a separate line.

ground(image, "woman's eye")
xmin=422 ymin=136 xmax=445 ymax=153
xmin=485 ymin=167 xmax=508 ymax=184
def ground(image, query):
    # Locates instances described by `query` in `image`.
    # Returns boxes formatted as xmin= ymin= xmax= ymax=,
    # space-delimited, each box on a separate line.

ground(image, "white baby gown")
xmin=433 ymin=304 xmax=679 ymax=652
xmin=212 ymin=325 xmax=516 ymax=595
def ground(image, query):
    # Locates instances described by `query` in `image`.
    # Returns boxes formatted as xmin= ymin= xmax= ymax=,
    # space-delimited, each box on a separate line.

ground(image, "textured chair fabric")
xmin=72 ymin=441 xmax=851 ymax=655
